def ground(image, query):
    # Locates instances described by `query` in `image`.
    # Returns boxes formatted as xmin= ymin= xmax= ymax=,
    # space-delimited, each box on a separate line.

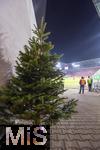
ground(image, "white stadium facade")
xmin=0 ymin=0 xmax=47 ymax=85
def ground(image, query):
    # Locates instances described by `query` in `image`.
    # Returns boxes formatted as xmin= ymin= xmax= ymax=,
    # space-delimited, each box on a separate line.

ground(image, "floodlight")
xmin=56 ymin=62 xmax=61 ymax=68
xmin=72 ymin=63 xmax=80 ymax=67
xmin=65 ymin=66 xmax=68 ymax=70
xmin=59 ymin=67 xmax=62 ymax=70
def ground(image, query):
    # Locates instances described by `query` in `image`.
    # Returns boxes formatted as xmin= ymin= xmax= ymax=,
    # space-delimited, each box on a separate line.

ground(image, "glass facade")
xmin=92 ymin=0 xmax=100 ymax=17
xmin=32 ymin=0 xmax=47 ymax=26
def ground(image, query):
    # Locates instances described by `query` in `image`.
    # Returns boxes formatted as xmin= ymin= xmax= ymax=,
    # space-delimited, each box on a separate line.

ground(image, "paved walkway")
xmin=50 ymin=89 xmax=100 ymax=150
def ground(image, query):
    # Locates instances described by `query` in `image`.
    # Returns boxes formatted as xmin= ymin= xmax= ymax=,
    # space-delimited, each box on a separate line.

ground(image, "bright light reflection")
xmin=65 ymin=66 xmax=68 ymax=70
xmin=56 ymin=62 xmax=61 ymax=68
xmin=72 ymin=63 xmax=80 ymax=67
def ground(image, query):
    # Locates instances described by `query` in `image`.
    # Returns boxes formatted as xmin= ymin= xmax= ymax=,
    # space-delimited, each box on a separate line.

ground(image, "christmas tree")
xmin=0 ymin=19 xmax=77 ymax=125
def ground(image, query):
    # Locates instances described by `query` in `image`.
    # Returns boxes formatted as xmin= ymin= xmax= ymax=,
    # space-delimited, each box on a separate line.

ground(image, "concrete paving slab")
xmin=50 ymin=89 xmax=100 ymax=150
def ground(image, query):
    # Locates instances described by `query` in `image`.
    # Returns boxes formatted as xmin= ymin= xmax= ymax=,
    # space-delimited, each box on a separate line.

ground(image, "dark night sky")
xmin=45 ymin=0 xmax=100 ymax=63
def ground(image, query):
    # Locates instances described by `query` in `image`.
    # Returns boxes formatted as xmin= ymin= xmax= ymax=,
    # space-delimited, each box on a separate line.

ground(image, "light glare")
xmin=72 ymin=63 xmax=80 ymax=67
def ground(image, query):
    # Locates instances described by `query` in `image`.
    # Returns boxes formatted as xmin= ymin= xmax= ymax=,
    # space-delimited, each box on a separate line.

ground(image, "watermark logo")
xmin=0 ymin=125 xmax=50 ymax=150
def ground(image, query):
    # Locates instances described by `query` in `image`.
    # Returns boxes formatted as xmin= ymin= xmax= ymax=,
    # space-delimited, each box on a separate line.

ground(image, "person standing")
xmin=79 ymin=77 xmax=86 ymax=94
xmin=87 ymin=76 xmax=93 ymax=92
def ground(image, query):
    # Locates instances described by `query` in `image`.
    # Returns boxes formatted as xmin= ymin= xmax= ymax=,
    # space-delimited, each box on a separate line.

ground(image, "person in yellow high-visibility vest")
xmin=87 ymin=76 xmax=93 ymax=92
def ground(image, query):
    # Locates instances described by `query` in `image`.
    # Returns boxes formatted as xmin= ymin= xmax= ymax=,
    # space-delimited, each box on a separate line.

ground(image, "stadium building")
xmin=63 ymin=58 xmax=100 ymax=90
